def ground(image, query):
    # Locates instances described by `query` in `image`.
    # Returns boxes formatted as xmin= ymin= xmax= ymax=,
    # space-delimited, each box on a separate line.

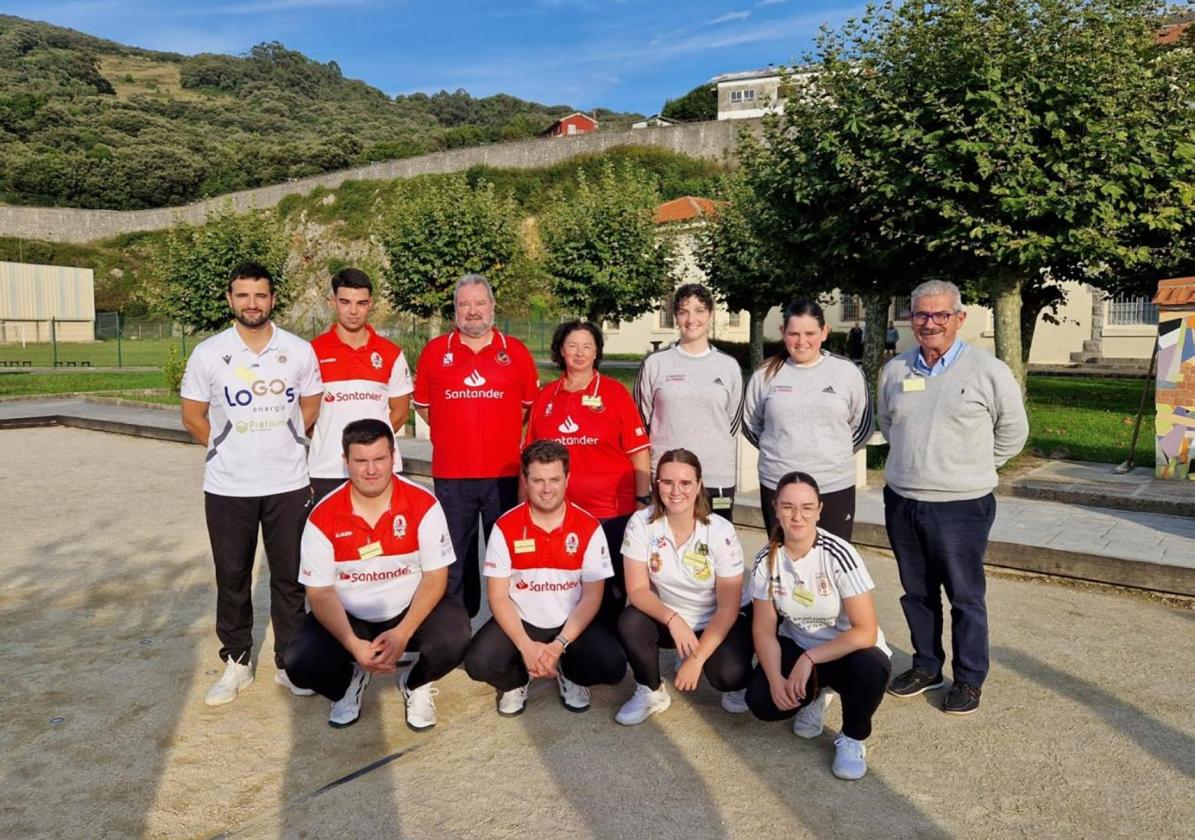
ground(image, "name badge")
xmin=358 ymin=541 xmax=383 ymax=560
xmin=712 ymin=496 xmax=731 ymax=510
xmin=902 ymin=377 xmax=926 ymax=392
xmin=514 ymin=538 xmax=536 ymax=554
xmin=682 ymin=551 xmax=713 ymax=581
xmin=792 ymin=586 xmax=816 ymax=608
xmin=581 ymin=395 xmax=603 ymax=409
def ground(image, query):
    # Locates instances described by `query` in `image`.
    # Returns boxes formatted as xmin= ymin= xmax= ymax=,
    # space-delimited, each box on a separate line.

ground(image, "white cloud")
xmin=709 ymin=10 xmax=751 ymax=25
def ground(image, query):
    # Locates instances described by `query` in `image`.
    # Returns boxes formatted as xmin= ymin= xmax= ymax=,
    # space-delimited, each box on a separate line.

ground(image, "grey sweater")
xmin=877 ymin=343 xmax=1028 ymax=502
xmin=633 ymin=344 xmax=743 ymax=487
xmin=743 ymin=353 xmax=873 ymax=493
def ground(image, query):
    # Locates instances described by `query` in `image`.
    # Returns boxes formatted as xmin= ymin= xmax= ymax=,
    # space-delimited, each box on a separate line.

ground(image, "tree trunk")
xmin=748 ymin=305 xmax=768 ymax=370
xmin=862 ymin=293 xmax=889 ymax=399
xmin=992 ymin=274 xmax=1026 ymax=391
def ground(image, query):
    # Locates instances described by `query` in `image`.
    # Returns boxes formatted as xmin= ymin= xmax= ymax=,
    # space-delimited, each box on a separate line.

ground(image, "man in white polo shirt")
xmin=286 ymin=418 xmax=471 ymax=730
xmin=180 ymin=261 xmax=324 ymax=707
xmin=463 ymin=440 xmax=626 ymax=716
xmin=308 ymin=267 xmax=413 ymax=502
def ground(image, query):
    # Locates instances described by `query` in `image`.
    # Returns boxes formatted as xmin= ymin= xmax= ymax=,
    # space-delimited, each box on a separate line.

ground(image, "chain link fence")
xmin=0 ymin=313 xmax=567 ymax=369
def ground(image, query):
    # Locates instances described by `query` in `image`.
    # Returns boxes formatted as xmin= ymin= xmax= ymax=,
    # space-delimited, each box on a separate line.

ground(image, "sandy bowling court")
xmin=0 ymin=426 xmax=1192 ymax=838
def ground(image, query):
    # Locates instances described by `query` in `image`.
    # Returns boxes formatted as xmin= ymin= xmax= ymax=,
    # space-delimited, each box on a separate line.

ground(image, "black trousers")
xmin=598 ymin=513 xmax=632 ymax=627
xmin=309 ymin=477 xmax=347 ymax=506
xmin=464 ymin=616 xmax=627 ymax=692
xmin=760 ymin=484 xmax=855 ymax=542
xmin=617 ymin=605 xmax=753 ymax=692
xmin=204 ymin=487 xmax=311 ymax=669
xmin=746 ymin=635 xmax=891 ymax=740
xmin=884 ymin=487 xmax=996 ymax=687
xmin=284 ymin=598 xmax=471 ymax=698
xmin=433 ymin=476 xmax=520 ymax=617
xmin=704 ymin=485 xmax=736 ymax=523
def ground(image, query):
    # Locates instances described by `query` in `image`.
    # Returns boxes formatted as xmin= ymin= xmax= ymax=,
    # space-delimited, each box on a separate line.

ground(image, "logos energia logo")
xmin=464 ymin=369 xmax=487 ymax=387
xmin=558 ymin=416 xmax=580 ymax=434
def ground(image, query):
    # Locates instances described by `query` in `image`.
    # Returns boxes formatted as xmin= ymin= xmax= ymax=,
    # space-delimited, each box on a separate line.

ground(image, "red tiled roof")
xmin=1154 ymin=276 xmax=1195 ymax=307
xmin=654 ymin=196 xmax=717 ymax=225
xmin=1155 ymin=21 xmax=1191 ymax=45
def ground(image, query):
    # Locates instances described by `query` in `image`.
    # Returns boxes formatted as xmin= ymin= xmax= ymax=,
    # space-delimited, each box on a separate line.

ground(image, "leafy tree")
xmin=376 ymin=174 xmax=522 ymax=317
xmin=661 ymin=82 xmax=717 ymax=122
xmin=154 ymin=204 xmax=290 ymax=331
xmin=539 ymin=161 xmax=674 ymax=323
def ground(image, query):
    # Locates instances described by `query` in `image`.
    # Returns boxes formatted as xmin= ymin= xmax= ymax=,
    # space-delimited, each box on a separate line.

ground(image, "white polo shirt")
xmin=621 ymin=507 xmax=748 ymax=631
xmin=749 ymin=528 xmax=890 ymax=655
xmin=180 ymin=323 xmax=322 ymax=497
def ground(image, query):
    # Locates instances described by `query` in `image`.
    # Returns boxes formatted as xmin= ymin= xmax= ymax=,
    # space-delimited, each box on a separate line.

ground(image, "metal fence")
xmin=0 ymin=313 xmax=568 ymax=369
xmin=1106 ymin=296 xmax=1159 ymax=326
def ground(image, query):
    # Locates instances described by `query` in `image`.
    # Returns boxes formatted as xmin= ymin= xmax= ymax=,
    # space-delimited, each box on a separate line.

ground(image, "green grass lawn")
xmin=1 ymin=368 xmax=1157 ymax=467
xmin=0 ymin=335 xmax=212 ymax=368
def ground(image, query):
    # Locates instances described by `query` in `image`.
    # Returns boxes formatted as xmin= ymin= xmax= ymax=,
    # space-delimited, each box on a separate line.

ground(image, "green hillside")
xmin=0 ymin=15 xmax=643 ymax=211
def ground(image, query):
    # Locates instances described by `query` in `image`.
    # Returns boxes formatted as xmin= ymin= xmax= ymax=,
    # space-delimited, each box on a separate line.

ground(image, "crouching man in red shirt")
xmin=285 ymin=418 xmax=471 ymax=731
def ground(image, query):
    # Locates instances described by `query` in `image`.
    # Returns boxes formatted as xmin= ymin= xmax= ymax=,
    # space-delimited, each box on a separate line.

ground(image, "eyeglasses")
xmin=657 ymin=479 xmax=698 ymax=492
xmin=911 ymin=311 xmax=957 ymax=326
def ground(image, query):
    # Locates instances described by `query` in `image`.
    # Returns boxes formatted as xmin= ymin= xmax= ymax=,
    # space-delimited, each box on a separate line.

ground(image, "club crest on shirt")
xmin=442 ymin=352 xmax=454 ymax=366
xmin=544 ymin=401 xmax=554 ymax=416
xmin=654 ymin=536 xmax=669 ymax=550
xmin=495 ymin=351 xmax=511 ymax=366
xmin=565 ymin=532 xmax=579 ymax=554
xmin=816 ymin=572 xmax=831 ymax=597
xmin=393 ymin=514 xmax=407 ymax=539
xmin=649 ymin=552 xmax=662 ymax=573
xmin=371 ymin=351 xmax=383 ymax=370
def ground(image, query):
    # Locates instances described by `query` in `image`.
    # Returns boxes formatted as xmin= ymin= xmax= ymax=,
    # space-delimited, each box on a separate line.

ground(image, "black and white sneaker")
xmin=887 ymin=668 xmax=946 ymax=698
xmin=329 ymin=665 xmax=370 ymax=728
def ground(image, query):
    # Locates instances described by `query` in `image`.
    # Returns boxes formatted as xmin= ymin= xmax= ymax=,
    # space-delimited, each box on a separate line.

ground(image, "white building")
xmin=0 ymin=260 xmax=96 ymax=344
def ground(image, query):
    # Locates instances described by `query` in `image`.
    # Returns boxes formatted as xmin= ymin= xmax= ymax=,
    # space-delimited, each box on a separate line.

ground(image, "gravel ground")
xmin=1 ymin=427 xmax=1192 ymax=840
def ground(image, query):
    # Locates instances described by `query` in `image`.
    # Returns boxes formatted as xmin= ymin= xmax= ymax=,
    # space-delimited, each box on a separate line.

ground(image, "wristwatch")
xmin=554 ymin=634 xmax=571 ymax=652
xmin=635 ymin=494 xmax=652 ymax=505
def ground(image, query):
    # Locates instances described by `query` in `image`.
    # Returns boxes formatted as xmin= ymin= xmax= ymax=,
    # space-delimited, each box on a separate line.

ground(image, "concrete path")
xmin=0 ymin=427 xmax=1191 ymax=839
xmin=2 ymin=396 xmax=1193 ymax=596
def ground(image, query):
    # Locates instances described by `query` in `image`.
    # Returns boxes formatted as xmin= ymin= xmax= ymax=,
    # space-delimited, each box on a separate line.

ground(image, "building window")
xmin=728 ymin=311 xmax=741 ymax=328
xmin=729 ymin=89 xmax=756 ymax=104
xmin=604 ymin=318 xmax=621 ymax=333
xmin=1107 ymin=295 xmax=1158 ymax=325
xmin=894 ymin=296 xmax=913 ymax=321
xmin=567 ymin=123 xmax=577 ymax=135
xmin=658 ymin=294 xmax=676 ymax=329
xmin=841 ymin=295 xmax=863 ymax=322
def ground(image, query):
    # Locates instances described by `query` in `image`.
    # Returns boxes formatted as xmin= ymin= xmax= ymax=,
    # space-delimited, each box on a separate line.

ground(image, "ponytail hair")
xmin=761 ymin=298 xmax=826 ymax=381
xmin=765 ymin=471 xmax=821 ymax=597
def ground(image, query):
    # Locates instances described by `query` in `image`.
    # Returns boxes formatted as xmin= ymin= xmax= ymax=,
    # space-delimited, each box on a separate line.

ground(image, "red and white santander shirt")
xmin=413 ymin=330 xmax=539 ymax=478
xmin=300 ymin=475 xmax=455 ymax=622
xmin=180 ymin=323 xmax=322 ymax=497
xmin=525 ymin=373 xmax=650 ymax=519
xmin=309 ymin=324 xmax=413 ymax=478
xmin=484 ymin=502 xmax=613 ymax=629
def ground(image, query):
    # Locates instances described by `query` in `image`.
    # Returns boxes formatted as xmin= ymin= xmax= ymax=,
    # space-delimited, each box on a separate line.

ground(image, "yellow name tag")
xmin=581 ymin=395 xmax=603 ymax=409
xmin=902 ymin=377 xmax=926 ymax=392
xmin=682 ymin=551 xmax=713 ymax=581
xmin=358 ymin=541 xmax=383 ymax=560
xmin=712 ymin=496 xmax=732 ymax=510
xmin=792 ymin=587 xmax=816 ymax=607
xmin=514 ymin=538 xmax=537 ymax=554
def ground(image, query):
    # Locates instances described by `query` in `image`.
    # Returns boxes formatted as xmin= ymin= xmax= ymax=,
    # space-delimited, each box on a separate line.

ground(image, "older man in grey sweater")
xmin=877 ymin=280 xmax=1028 ymax=715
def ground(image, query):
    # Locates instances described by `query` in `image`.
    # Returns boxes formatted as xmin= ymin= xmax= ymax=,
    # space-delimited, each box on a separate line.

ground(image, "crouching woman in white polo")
xmin=615 ymin=448 xmax=753 ymax=725
xmin=746 ymin=470 xmax=891 ymax=780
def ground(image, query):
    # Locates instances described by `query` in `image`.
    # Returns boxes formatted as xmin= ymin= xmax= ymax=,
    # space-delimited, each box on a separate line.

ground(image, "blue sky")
xmin=7 ymin=0 xmax=864 ymax=114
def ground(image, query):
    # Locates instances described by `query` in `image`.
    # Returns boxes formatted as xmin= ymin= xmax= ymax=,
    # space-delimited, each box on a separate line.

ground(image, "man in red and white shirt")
xmin=285 ymin=418 xmax=471 ymax=731
xmin=309 ymin=268 xmax=413 ymax=502
xmin=180 ymin=261 xmax=323 ymax=707
xmin=463 ymin=440 xmax=626 ymax=716
xmin=413 ymin=274 xmax=540 ymax=617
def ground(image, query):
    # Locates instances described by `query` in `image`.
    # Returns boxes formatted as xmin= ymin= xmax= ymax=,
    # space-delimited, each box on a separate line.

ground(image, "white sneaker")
xmin=205 ymin=656 xmax=253 ymax=706
xmin=721 ymin=689 xmax=749 ymax=714
xmin=832 ymin=733 xmax=868 ymax=780
xmin=497 ymin=682 xmax=530 ymax=717
xmin=557 ymin=673 xmax=591 ymax=713
xmin=615 ymin=683 xmax=671 ymax=725
xmin=792 ymin=691 xmax=835 ymax=739
xmin=329 ymin=665 xmax=370 ymax=729
xmin=400 ymin=671 xmax=439 ymax=731
xmin=274 ymin=669 xmax=315 ymax=697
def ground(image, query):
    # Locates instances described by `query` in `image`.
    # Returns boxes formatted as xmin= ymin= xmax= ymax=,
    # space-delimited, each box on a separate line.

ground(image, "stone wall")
xmin=0 ymin=120 xmax=754 ymax=245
